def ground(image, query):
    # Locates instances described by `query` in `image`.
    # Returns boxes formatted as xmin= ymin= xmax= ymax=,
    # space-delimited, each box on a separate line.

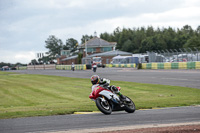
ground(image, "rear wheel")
xmin=95 ymin=97 xmax=112 ymax=115
xmin=124 ymin=96 xmax=136 ymax=113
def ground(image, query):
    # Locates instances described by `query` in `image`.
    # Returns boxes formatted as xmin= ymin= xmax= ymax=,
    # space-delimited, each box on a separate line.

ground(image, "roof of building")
xmin=87 ymin=50 xmax=132 ymax=57
xmin=61 ymin=55 xmax=78 ymax=61
xmin=81 ymin=37 xmax=116 ymax=48
xmin=61 ymin=50 xmax=132 ymax=61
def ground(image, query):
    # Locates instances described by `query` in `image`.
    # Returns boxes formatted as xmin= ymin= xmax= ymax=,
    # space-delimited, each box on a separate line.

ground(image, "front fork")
xmin=101 ymin=96 xmax=107 ymax=103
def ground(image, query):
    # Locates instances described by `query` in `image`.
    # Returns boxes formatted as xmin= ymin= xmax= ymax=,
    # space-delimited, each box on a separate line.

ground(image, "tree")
xmin=78 ymin=53 xmax=83 ymax=64
xmin=81 ymin=35 xmax=93 ymax=44
xmin=146 ymin=26 xmax=155 ymax=37
xmin=65 ymin=38 xmax=78 ymax=53
xmin=196 ymin=26 xmax=200 ymax=34
xmin=121 ymin=39 xmax=132 ymax=52
xmin=38 ymin=56 xmax=51 ymax=64
xmin=45 ymin=35 xmax=63 ymax=59
xmin=0 ymin=62 xmax=11 ymax=68
xmin=184 ymin=36 xmax=200 ymax=48
xmin=139 ymin=37 xmax=153 ymax=53
xmin=182 ymin=25 xmax=194 ymax=36
xmin=31 ymin=59 xmax=38 ymax=65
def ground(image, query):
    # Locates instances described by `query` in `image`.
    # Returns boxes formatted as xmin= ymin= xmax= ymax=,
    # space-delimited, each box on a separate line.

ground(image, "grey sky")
xmin=0 ymin=0 xmax=200 ymax=64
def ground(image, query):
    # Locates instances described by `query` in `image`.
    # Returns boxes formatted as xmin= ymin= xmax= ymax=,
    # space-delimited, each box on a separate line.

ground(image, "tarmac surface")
xmin=0 ymin=106 xmax=200 ymax=133
xmin=14 ymin=68 xmax=200 ymax=89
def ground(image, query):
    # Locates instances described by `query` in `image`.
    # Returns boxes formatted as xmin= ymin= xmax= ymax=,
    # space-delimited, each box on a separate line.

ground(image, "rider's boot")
xmin=118 ymin=92 xmax=126 ymax=101
xmin=118 ymin=92 xmax=130 ymax=103
xmin=120 ymin=94 xmax=126 ymax=100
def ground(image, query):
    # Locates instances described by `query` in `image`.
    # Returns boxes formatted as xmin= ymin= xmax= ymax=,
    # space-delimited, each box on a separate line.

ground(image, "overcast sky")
xmin=0 ymin=0 xmax=200 ymax=64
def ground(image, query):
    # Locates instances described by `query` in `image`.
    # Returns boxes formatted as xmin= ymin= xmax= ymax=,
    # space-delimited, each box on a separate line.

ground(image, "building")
xmin=56 ymin=50 xmax=72 ymax=65
xmin=86 ymin=50 xmax=132 ymax=64
xmin=57 ymin=35 xmax=132 ymax=65
xmin=79 ymin=36 xmax=117 ymax=57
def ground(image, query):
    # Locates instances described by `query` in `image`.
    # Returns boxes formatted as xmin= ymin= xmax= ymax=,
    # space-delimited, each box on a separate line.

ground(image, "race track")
xmin=0 ymin=68 xmax=199 ymax=133
xmin=0 ymin=106 xmax=200 ymax=133
xmin=14 ymin=68 xmax=200 ymax=89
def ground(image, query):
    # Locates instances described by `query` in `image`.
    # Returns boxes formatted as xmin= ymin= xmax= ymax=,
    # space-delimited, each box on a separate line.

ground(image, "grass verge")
xmin=0 ymin=71 xmax=200 ymax=119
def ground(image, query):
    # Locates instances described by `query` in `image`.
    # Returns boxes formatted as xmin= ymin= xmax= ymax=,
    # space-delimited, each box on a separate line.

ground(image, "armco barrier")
xmin=56 ymin=64 xmax=86 ymax=70
xmin=142 ymin=62 xmax=200 ymax=69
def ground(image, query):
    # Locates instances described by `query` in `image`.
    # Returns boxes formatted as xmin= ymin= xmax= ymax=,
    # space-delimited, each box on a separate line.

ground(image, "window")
xmin=87 ymin=48 xmax=96 ymax=53
xmin=101 ymin=47 xmax=112 ymax=52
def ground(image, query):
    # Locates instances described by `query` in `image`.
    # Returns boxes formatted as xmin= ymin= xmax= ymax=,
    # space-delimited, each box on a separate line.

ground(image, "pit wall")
xmin=141 ymin=62 xmax=200 ymax=69
xmin=56 ymin=64 xmax=86 ymax=70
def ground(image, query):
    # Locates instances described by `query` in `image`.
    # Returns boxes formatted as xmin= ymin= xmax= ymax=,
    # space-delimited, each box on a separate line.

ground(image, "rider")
xmin=90 ymin=75 xmax=127 ymax=101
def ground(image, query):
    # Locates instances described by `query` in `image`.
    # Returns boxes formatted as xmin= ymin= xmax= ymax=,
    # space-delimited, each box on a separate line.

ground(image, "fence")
xmin=148 ymin=48 xmax=200 ymax=63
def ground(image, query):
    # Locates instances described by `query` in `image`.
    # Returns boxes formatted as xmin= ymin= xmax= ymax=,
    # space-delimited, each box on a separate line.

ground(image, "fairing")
xmin=99 ymin=90 xmax=120 ymax=101
xmin=89 ymin=85 xmax=120 ymax=100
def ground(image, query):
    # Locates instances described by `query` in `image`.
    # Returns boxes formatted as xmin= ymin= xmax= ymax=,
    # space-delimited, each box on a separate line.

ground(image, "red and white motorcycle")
xmin=89 ymin=84 xmax=135 ymax=115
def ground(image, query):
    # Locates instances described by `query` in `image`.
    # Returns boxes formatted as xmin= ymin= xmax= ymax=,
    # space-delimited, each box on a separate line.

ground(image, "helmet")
xmin=91 ymin=75 xmax=100 ymax=85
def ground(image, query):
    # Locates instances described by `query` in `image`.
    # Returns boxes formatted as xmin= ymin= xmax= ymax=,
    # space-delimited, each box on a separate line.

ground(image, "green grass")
xmin=0 ymin=71 xmax=200 ymax=119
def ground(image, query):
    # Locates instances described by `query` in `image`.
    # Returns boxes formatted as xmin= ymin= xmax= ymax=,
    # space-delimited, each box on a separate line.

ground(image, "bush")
xmin=137 ymin=63 xmax=142 ymax=69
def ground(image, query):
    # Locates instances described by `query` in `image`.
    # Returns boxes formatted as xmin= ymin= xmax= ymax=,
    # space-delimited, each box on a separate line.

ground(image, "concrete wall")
xmin=27 ymin=64 xmax=56 ymax=70
xmin=56 ymin=64 xmax=86 ymax=70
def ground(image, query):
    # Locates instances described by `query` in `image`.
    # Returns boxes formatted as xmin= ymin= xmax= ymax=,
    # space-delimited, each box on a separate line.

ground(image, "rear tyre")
xmin=95 ymin=97 xmax=112 ymax=115
xmin=124 ymin=96 xmax=136 ymax=113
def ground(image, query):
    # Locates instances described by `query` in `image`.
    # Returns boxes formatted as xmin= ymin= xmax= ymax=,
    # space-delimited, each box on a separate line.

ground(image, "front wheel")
xmin=95 ymin=97 xmax=112 ymax=115
xmin=124 ymin=96 xmax=136 ymax=113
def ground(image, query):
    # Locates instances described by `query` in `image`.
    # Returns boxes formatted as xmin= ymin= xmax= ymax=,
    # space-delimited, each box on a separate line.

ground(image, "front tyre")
xmin=95 ymin=97 xmax=112 ymax=115
xmin=124 ymin=96 xmax=136 ymax=113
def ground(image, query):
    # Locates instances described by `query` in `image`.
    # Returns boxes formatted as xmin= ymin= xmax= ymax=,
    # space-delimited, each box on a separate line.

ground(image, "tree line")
xmin=100 ymin=25 xmax=200 ymax=53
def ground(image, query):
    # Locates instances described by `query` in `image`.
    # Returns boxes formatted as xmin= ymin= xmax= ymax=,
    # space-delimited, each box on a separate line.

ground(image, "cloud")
xmin=91 ymin=6 xmax=200 ymax=30
xmin=0 ymin=50 xmax=46 ymax=64
xmin=0 ymin=0 xmax=200 ymax=64
xmin=14 ymin=51 xmax=35 ymax=62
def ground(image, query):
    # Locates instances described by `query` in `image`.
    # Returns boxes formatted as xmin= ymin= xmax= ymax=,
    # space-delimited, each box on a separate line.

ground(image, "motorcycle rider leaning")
xmin=90 ymin=75 xmax=127 ymax=102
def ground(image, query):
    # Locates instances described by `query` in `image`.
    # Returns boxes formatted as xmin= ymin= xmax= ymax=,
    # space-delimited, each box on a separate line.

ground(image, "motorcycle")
xmin=89 ymin=84 xmax=136 ymax=115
